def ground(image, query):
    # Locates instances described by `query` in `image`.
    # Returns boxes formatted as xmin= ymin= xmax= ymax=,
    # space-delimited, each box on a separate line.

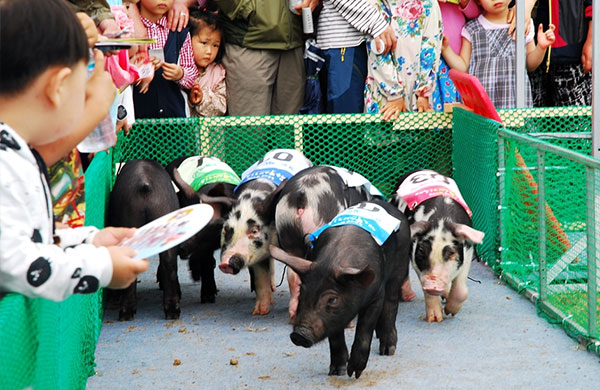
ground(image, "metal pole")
xmin=585 ymin=167 xmax=598 ymax=339
xmin=536 ymin=151 xmax=547 ymax=302
xmin=515 ymin=0 xmax=526 ymax=108
xmin=593 ymin=0 xmax=600 ymax=158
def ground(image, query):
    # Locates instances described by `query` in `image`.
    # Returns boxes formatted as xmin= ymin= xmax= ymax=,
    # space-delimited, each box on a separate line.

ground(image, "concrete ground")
xmin=87 ymin=255 xmax=600 ymax=390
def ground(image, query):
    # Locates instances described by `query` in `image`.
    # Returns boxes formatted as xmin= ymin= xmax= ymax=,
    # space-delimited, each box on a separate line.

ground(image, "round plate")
xmin=119 ymin=204 xmax=214 ymax=259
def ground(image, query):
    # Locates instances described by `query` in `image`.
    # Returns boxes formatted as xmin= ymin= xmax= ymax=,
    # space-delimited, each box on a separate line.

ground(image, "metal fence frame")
xmin=497 ymin=127 xmax=600 ymax=352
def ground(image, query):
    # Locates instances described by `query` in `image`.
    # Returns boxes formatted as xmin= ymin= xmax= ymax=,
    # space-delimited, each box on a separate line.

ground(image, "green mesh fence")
xmin=111 ymin=113 xmax=453 ymax=198
xmin=0 ymin=154 xmax=106 ymax=390
xmin=454 ymin=107 xmax=600 ymax=355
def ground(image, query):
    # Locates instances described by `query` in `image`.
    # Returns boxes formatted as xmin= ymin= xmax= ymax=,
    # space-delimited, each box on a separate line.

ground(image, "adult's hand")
xmin=581 ymin=24 xmax=593 ymax=73
xmin=293 ymin=0 xmax=319 ymax=15
xmin=167 ymin=0 xmax=195 ymax=32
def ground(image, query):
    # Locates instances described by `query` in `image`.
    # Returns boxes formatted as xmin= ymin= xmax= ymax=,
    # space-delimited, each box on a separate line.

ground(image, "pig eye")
xmin=443 ymin=246 xmax=457 ymax=261
xmin=327 ymin=296 xmax=338 ymax=306
xmin=249 ymin=226 xmax=260 ymax=235
xmin=223 ymin=226 xmax=233 ymax=243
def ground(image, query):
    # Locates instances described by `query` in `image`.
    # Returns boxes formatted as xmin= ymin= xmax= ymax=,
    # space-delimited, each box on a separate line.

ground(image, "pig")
xmin=270 ymin=199 xmax=411 ymax=378
xmin=274 ymin=165 xmax=385 ymax=322
xmin=391 ymin=169 xmax=485 ymax=323
xmin=107 ymin=159 xmax=181 ymax=320
xmin=165 ymin=155 xmax=240 ymax=304
xmin=219 ymin=149 xmax=312 ymax=315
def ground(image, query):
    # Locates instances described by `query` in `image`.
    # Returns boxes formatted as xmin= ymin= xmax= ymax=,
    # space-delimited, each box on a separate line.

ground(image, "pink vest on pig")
xmin=396 ymin=170 xmax=472 ymax=217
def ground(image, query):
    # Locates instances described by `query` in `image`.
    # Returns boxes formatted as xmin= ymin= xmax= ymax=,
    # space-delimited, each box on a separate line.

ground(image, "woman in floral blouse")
xmin=364 ymin=0 xmax=443 ymax=120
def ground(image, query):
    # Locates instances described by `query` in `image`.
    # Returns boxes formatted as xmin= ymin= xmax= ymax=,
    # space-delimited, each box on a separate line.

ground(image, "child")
xmin=0 ymin=0 xmax=149 ymax=301
xmin=187 ymin=8 xmax=227 ymax=117
xmin=132 ymin=0 xmax=199 ymax=118
xmin=364 ymin=0 xmax=443 ymax=120
xmin=441 ymin=0 xmax=555 ymax=109
xmin=432 ymin=0 xmax=481 ymax=111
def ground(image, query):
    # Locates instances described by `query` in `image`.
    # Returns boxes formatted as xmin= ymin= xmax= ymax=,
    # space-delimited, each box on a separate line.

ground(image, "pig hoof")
xmin=118 ymin=308 xmax=136 ymax=322
xmin=444 ymin=306 xmax=459 ymax=316
xmin=164 ymin=303 xmax=181 ymax=320
xmin=252 ymin=306 xmax=270 ymax=316
xmin=328 ymin=365 xmax=347 ymax=376
xmin=379 ymin=344 xmax=396 ymax=356
xmin=347 ymin=355 xmax=367 ymax=379
xmin=200 ymin=294 xmax=216 ymax=304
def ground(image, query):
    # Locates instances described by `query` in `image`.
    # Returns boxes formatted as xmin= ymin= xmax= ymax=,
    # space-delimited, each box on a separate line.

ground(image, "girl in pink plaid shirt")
xmin=133 ymin=0 xmax=199 ymax=118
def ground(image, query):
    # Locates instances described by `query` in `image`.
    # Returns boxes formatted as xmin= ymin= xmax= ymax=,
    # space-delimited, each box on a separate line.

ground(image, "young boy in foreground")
xmin=0 ymin=0 xmax=149 ymax=301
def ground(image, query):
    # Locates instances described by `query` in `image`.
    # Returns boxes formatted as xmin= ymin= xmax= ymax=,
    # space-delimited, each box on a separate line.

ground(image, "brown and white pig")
xmin=219 ymin=149 xmax=312 ymax=315
xmin=274 ymin=165 xmax=384 ymax=322
xmin=165 ymin=155 xmax=240 ymax=304
xmin=107 ymin=159 xmax=181 ymax=321
xmin=391 ymin=169 xmax=485 ymax=323
xmin=270 ymin=199 xmax=411 ymax=379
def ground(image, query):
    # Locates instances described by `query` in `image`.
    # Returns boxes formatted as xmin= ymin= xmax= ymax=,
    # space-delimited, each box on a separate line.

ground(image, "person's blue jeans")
xmin=321 ymin=43 xmax=367 ymax=114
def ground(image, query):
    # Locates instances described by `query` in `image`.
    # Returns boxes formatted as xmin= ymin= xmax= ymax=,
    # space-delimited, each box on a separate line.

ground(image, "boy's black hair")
xmin=0 ymin=0 xmax=89 ymax=96
xmin=188 ymin=7 xmax=225 ymax=64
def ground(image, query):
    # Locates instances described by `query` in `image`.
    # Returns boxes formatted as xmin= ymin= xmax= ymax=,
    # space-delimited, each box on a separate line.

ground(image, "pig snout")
xmin=290 ymin=327 xmax=314 ymax=348
xmin=422 ymin=275 xmax=446 ymax=296
xmin=218 ymin=254 xmax=245 ymax=274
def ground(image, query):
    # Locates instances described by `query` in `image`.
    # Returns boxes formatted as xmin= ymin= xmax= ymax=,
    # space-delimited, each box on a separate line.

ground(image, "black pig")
xmin=165 ymin=156 xmax=239 ymax=304
xmin=270 ymin=199 xmax=410 ymax=378
xmin=274 ymin=165 xmax=383 ymax=322
xmin=108 ymin=159 xmax=181 ymax=320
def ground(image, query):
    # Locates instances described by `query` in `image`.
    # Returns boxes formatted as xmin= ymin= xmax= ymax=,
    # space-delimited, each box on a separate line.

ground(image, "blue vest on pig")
xmin=235 ymin=149 xmax=312 ymax=191
xmin=308 ymin=202 xmax=402 ymax=246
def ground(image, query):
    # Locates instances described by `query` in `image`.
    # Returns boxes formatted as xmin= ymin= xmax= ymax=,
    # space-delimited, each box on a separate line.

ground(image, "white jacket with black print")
xmin=0 ymin=122 xmax=112 ymax=301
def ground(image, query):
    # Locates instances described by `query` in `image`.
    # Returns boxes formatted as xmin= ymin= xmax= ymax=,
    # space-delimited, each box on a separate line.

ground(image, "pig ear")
xmin=170 ymin=167 xmax=199 ymax=202
xmin=199 ymin=193 xmax=235 ymax=208
xmin=452 ymin=223 xmax=485 ymax=244
xmin=269 ymin=244 xmax=314 ymax=274
xmin=410 ymin=221 xmax=430 ymax=239
xmin=335 ymin=265 xmax=375 ymax=289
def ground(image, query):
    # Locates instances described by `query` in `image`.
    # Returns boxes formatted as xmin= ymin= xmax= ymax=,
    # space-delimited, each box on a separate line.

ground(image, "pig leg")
xmin=327 ymin=331 xmax=349 ymax=376
xmin=376 ymin=274 xmax=404 ymax=355
xmin=347 ymin=298 xmax=383 ymax=379
xmin=157 ymin=248 xmax=181 ymax=320
xmin=444 ymin=257 xmax=471 ymax=316
xmin=118 ymin=281 xmax=137 ymax=321
xmin=287 ymin=268 xmax=301 ymax=324
xmin=197 ymin=252 xmax=217 ymax=303
xmin=424 ymin=293 xmax=444 ymax=322
xmin=401 ymin=278 xmax=416 ymax=302
xmin=251 ymin=260 xmax=273 ymax=315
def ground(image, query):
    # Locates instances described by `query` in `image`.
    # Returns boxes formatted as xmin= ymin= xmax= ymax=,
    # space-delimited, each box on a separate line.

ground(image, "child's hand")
xmin=442 ymin=35 xmax=450 ymax=51
xmin=150 ymin=56 xmax=163 ymax=71
xmin=93 ymin=227 xmax=137 ymax=247
xmin=76 ymin=12 xmax=98 ymax=48
xmin=380 ymin=98 xmax=406 ymax=121
xmin=162 ymin=62 xmax=184 ymax=81
xmin=417 ymin=96 xmax=433 ymax=112
xmin=537 ymin=23 xmax=556 ymax=50
xmin=106 ymin=246 xmax=149 ymax=289
xmin=189 ymin=84 xmax=203 ymax=104
xmin=85 ymin=50 xmax=116 ymax=119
